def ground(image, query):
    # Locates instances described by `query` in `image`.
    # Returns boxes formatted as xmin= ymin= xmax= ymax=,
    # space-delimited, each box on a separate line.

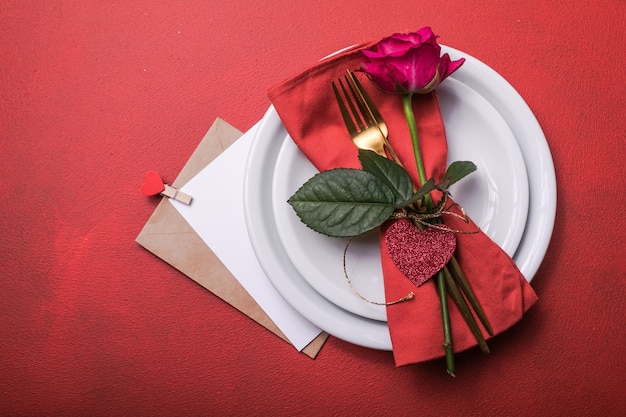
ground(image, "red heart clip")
xmin=140 ymin=170 xmax=165 ymax=196
xmin=385 ymin=219 xmax=456 ymax=287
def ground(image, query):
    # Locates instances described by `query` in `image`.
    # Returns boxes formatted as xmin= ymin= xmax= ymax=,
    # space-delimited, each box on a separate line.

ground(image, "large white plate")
xmin=243 ymin=45 xmax=557 ymax=350
xmin=272 ymin=77 xmax=529 ymax=321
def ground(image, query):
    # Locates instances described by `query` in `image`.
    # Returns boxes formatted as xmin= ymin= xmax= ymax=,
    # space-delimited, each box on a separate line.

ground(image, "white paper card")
xmin=171 ymin=123 xmax=322 ymax=351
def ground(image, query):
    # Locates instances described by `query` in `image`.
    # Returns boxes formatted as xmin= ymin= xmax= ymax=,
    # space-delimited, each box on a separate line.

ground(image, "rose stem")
xmin=402 ymin=93 xmax=432 ymax=209
xmin=448 ymin=256 xmax=493 ymax=336
xmin=443 ymin=266 xmax=490 ymax=354
xmin=403 ymin=93 xmax=455 ymax=375
xmin=435 ymin=270 xmax=456 ymax=376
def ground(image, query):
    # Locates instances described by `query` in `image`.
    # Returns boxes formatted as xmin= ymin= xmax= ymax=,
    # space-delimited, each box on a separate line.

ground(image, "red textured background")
xmin=1 ymin=1 xmax=624 ymax=416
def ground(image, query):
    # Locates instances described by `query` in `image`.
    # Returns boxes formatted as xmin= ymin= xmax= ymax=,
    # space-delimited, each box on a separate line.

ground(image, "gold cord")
xmin=343 ymin=237 xmax=414 ymax=306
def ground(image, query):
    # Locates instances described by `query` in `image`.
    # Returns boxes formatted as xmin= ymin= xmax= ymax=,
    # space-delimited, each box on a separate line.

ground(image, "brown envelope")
xmin=136 ymin=118 xmax=328 ymax=358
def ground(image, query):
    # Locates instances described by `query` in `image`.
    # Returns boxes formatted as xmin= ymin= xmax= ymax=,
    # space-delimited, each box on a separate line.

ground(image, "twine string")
xmin=343 ymin=237 xmax=414 ymax=306
xmin=393 ymin=196 xmax=480 ymax=235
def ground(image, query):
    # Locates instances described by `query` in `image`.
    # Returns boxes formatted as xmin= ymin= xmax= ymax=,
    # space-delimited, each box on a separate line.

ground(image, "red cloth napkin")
xmin=267 ymin=43 xmax=538 ymax=366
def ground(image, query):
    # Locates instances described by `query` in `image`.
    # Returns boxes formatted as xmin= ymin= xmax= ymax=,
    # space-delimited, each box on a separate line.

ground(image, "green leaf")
xmin=441 ymin=161 xmax=477 ymax=190
xmin=398 ymin=178 xmax=436 ymax=207
xmin=358 ymin=150 xmax=414 ymax=205
xmin=288 ymin=168 xmax=396 ymax=237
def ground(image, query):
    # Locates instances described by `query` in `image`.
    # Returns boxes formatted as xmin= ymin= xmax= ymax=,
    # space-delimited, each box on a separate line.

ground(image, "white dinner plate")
xmin=243 ymin=45 xmax=556 ymax=350
xmin=271 ymin=77 xmax=529 ymax=321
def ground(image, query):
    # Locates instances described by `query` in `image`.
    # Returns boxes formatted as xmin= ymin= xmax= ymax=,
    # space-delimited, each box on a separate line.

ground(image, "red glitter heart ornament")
xmin=385 ymin=219 xmax=456 ymax=287
xmin=140 ymin=170 xmax=165 ymax=196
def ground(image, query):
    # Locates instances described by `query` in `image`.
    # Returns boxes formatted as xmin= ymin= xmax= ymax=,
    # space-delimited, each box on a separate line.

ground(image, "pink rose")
xmin=360 ymin=27 xmax=465 ymax=94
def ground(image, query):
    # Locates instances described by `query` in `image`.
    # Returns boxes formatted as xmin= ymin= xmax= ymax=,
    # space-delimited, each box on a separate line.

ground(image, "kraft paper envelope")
xmin=136 ymin=118 xmax=328 ymax=358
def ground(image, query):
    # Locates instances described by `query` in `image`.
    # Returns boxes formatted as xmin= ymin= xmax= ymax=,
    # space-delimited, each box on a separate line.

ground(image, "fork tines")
xmin=332 ymin=70 xmax=379 ymax=135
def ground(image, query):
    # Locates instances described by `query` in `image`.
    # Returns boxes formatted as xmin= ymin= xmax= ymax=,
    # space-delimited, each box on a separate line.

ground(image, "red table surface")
xmin=1 ymin=1 xmax=624 ymax=416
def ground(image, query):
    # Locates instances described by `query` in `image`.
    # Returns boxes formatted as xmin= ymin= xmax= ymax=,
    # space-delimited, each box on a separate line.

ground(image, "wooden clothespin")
xmin=140 ymin=170 xmax=192 ymax=205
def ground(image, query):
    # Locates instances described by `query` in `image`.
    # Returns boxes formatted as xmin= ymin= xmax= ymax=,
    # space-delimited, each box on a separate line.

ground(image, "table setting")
xmin=137 ymin=29 xmax=555 ymax=373
xmin=2 ymin=1 xmax=624 ymax=416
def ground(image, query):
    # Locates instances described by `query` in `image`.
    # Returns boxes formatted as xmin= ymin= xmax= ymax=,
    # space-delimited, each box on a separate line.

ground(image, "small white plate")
xmin=271 ymin=78 xmax=529 ymax=321
xmin=243 ymin=45 xmax=556 ymax=350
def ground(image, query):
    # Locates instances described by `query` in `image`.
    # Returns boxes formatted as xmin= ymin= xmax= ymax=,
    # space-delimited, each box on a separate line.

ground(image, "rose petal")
xmin=387 ymin=43 xmax=440 ymax=92
xmin=439 ymin=54 xmax=465 ymax=81
xmin=361 ymin=59 xmax=399 ymax=93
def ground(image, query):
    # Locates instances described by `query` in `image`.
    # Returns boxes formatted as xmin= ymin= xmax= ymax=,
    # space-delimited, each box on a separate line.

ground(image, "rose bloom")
xmin=360 ymin=27 xmax=465 ymax=94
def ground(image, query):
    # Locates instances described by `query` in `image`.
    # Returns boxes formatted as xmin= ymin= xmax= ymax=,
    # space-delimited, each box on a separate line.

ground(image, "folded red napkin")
xmin=267 ymin=43 xmax=537 ymax=366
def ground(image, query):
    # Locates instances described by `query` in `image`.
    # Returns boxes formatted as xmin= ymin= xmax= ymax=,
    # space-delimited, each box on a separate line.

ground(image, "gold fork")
xmin=332 ymin=70 xmax=401 ymax=164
